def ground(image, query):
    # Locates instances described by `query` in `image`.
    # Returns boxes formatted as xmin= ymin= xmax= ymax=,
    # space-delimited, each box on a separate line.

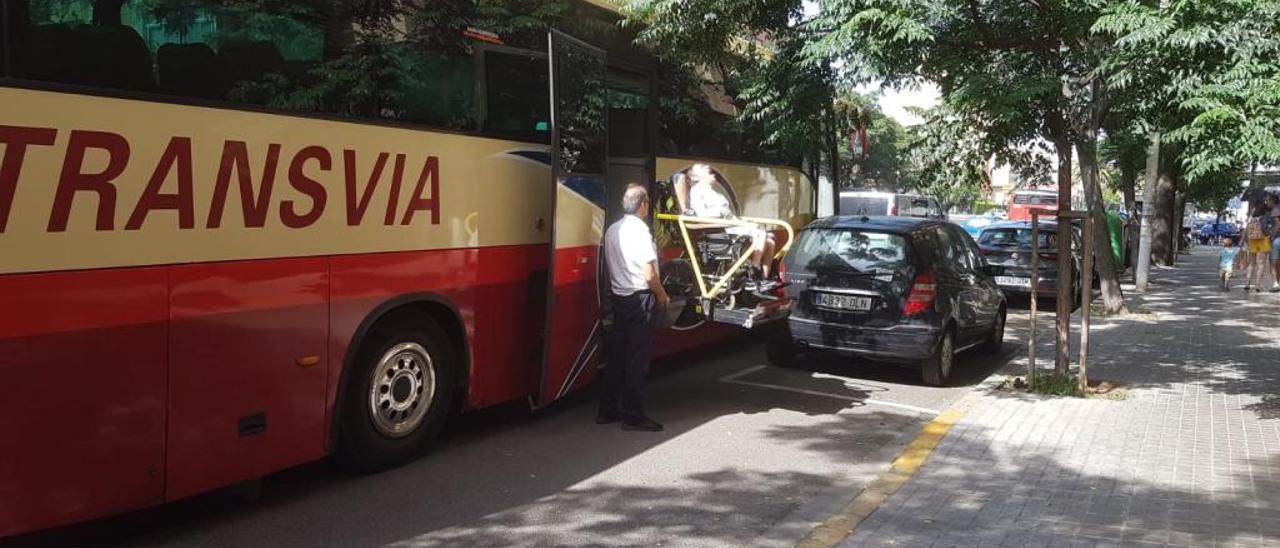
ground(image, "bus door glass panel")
xmin=538 ymin=30 xmax=608 ymax=406
xmin=605 ymin=66 xmax=654 ymax=236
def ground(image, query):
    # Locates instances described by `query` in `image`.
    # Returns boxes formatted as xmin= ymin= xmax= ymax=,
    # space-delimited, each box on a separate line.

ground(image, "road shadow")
xmin=4 ymin=338 xmax=925 ymax=548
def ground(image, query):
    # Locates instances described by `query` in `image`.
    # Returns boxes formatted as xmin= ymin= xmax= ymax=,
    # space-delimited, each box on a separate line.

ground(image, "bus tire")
xmin=336 ymin=309 xmax=456 ymax=473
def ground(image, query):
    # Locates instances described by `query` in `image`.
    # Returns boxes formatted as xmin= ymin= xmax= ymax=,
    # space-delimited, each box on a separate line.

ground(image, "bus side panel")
xmin=543 ymin=243 xmax=602 ymax=399
xmin=470 ymin=244 xmax=548 ymax=408
xmin=0 ymin=268 xmax=168 ymax=537
xmin=165 ymin=258 xmax=329 ymax=501
xmin=327 ymin=249 xmax=476 ymax=440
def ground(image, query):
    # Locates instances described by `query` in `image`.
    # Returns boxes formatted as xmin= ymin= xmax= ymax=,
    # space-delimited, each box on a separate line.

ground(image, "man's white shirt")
xmin=605 ymin=214 xmax=658 ymax=296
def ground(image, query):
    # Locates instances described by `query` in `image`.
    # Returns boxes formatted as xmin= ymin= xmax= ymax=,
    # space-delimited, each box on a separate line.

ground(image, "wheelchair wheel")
xmin=661 ymin=258 xmax=708 ymax=331
xmin=709 ymin=263 xmax=745 ymax=309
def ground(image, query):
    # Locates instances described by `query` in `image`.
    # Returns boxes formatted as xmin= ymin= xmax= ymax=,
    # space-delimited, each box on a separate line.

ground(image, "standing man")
xmin=599 ymin=184 xmax=670 ymax=432
xmin=1266 ymin=194 xmax=1280 ymax=292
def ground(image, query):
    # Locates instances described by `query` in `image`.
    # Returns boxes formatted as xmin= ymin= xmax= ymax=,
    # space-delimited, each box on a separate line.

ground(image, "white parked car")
xmin=839 ymin=191 xmax=947 ymax=220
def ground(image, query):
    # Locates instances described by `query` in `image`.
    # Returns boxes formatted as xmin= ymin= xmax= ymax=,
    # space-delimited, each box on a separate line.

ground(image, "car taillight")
xmin=889 ymin=203 xmax=899 ymax=216
xmin=904 ymin=270 xmax=936 ymax=317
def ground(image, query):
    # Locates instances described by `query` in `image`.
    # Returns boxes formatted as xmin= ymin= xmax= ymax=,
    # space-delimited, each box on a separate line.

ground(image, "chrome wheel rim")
xmin=368 ymin=342 xmax=435 ymax=438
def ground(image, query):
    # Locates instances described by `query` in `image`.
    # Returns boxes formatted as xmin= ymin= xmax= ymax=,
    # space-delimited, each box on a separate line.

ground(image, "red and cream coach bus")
xmin=0 ymin=0 xmax=813 ymax=537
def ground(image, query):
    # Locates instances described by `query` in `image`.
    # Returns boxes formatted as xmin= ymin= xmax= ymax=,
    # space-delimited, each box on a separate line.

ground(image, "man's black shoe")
xmin=596 ymin=410 xmax=622 ymax=424
xmin=621 ymin=417 xmax=664 ymax=432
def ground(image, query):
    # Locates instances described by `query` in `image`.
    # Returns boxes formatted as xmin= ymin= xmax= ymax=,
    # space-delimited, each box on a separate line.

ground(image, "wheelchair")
xmin=650 ymin=181 xmax=795 ymax=330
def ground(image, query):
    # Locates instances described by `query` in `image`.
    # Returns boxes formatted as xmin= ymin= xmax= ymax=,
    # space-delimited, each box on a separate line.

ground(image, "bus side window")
xmin=10 ymin=1 xmax=487 ymax=133
xmin=481 ymin=49 xmax=550 ymax=143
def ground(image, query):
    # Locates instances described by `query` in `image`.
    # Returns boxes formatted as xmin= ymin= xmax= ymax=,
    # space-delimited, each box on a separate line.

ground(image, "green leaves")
xmin=1099 ymin=0 xmax=1280 ymax=183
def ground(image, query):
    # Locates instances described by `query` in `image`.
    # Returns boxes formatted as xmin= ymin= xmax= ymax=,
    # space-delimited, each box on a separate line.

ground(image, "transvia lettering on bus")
xmin=0 ymin=125 xmax=440 ymax=234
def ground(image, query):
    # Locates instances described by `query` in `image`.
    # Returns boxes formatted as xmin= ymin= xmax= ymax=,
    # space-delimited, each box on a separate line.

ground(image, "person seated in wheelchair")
xmin=677 ymin=164 xmax=779 ymax=289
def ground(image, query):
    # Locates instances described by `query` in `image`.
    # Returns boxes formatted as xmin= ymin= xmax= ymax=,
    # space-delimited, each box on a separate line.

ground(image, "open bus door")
xmin=537 ymin=30 xmax=609 ymax=407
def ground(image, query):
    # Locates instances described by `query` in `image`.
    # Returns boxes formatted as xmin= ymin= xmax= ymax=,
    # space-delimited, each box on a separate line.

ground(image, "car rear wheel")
xmin=981 ymin=307 xmax=1006 ymax=355
xmin=921 ymin=328 xmax=954 ymax=387
xmin=765 ymin=323 xmax=799 ymax=368
xmin=336 ymin=309 xmax=456 ymax=473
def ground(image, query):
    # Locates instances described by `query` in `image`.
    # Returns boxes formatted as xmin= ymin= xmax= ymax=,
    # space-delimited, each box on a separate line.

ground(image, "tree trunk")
xmin=92 ymin=0 xmax=126 ymax=25
xmin=1052 ymin=138 xmax=1073 ymax=377
xmin=1151 ymin=170 xmax=1175 ymax=266
xmin=1077 ymin=141 xmax=1129 ymax=314
xmin=826 ymin=99 xmax=841 ymax=214
xmin=1120 ymin=164 xmax=1137 ymax=220
xmin=1136 ymin=132 xmax=1159 ymax=292
xmin=1173 ymin=189 xmax=1187 ymax=260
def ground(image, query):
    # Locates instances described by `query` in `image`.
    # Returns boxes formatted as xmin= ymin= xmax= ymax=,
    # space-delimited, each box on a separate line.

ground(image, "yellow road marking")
xmin=796 ymin=409 xmax=964 ymax=548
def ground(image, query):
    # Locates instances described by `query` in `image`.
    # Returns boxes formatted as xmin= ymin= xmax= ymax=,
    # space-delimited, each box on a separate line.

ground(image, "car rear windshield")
xmin=978 ymin=228 xmax=1059 ymax=249
xmin=790 ymin=229 xmax=910 ymax=274
xmin=1013 ymin=193 xmax=1058 ymax=205
xmin=897 ymin=196 xmax=932 ymax=217
xmin=840 ymin=196 xmax=889 ymax=216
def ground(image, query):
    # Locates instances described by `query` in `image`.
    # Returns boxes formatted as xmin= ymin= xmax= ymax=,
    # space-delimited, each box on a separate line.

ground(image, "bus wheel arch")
xmin=333 ymin=295 xmax=468 ymax=472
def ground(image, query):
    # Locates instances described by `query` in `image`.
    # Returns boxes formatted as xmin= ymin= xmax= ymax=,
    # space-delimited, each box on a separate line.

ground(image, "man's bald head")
xmin=622 ymin=184 xmax=649 ymax=216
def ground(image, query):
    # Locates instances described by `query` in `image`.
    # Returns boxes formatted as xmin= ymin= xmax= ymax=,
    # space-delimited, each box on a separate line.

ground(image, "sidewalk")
xmin=843 ymin=248 xmax=1280 ymax=547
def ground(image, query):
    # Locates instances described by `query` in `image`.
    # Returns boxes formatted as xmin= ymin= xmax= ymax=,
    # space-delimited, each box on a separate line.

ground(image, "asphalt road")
xmin=9 ymin=326 xmax=1024 ymax=548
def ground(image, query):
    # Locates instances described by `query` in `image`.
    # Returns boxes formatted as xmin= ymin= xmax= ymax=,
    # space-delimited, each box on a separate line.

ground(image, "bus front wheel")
xmin=336 ymin=309 xmax=456 ymax=473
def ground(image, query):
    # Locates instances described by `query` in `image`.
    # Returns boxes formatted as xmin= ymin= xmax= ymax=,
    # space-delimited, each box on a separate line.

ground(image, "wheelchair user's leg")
xmin=761 ymin=235 xmax=777 ymax=278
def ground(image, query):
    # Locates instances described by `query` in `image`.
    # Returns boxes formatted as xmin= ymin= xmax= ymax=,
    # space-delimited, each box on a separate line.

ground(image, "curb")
xmin=788 ymin=349 xmax=1010 ymax=548
xmin=794 ymin=408 xmax=965 ymax=548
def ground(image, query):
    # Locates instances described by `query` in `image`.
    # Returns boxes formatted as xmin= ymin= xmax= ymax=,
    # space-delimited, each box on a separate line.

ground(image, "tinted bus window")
xmin=483 ymin=49 xmax=549 ymax=143
xmin=7 ymin=1 xmax=557 ymax=141
xmin=14 ymin=1 xmax=324 ymax=96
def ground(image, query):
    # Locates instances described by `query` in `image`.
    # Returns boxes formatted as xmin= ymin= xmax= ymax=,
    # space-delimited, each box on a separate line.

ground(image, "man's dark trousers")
xmin=600 ymin=290 xmax=656 ymax=420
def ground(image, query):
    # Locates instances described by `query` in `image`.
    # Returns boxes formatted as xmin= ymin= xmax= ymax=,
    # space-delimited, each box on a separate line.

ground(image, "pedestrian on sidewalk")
xmin=1265 ymin=194 xmax=1280 ymax=292
xmin=1219 ymin=236 xmax=1242 ymax=291
xmin=1242 ymin=202 xmax=1272 ymax=292
xmin=600 ymin=183 xmax=670 ymax=432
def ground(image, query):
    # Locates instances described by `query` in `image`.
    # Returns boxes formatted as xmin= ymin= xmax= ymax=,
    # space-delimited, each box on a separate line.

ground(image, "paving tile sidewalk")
xmin=843 ymin=248 xmax=1280 ymax=548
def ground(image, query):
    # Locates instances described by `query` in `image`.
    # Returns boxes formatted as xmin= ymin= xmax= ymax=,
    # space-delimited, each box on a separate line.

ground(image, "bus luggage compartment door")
xmin=537 ymin=30 xmax=609 ymax=407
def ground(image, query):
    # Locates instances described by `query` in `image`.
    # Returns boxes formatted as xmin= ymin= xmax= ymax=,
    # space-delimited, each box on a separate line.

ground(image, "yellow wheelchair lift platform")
xmin=653 ymin=213 xmax=796 ymax=330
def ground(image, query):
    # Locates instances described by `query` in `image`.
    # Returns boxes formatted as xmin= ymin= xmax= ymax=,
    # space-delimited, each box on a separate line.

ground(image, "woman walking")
xmin=1242 ymin=201 xmax=1273 ymax=292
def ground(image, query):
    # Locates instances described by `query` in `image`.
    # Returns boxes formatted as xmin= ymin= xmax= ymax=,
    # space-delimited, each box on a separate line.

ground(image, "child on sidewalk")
xmin=1220 ymin=236 xmax=1242 ymax=291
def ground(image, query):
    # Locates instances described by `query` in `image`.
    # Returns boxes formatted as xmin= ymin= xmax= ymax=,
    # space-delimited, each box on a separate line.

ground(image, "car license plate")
xmin=814 ymin=293 xmax=873 ymax=311
xmin=995 ymin=276 xmax=1032 ymax=288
